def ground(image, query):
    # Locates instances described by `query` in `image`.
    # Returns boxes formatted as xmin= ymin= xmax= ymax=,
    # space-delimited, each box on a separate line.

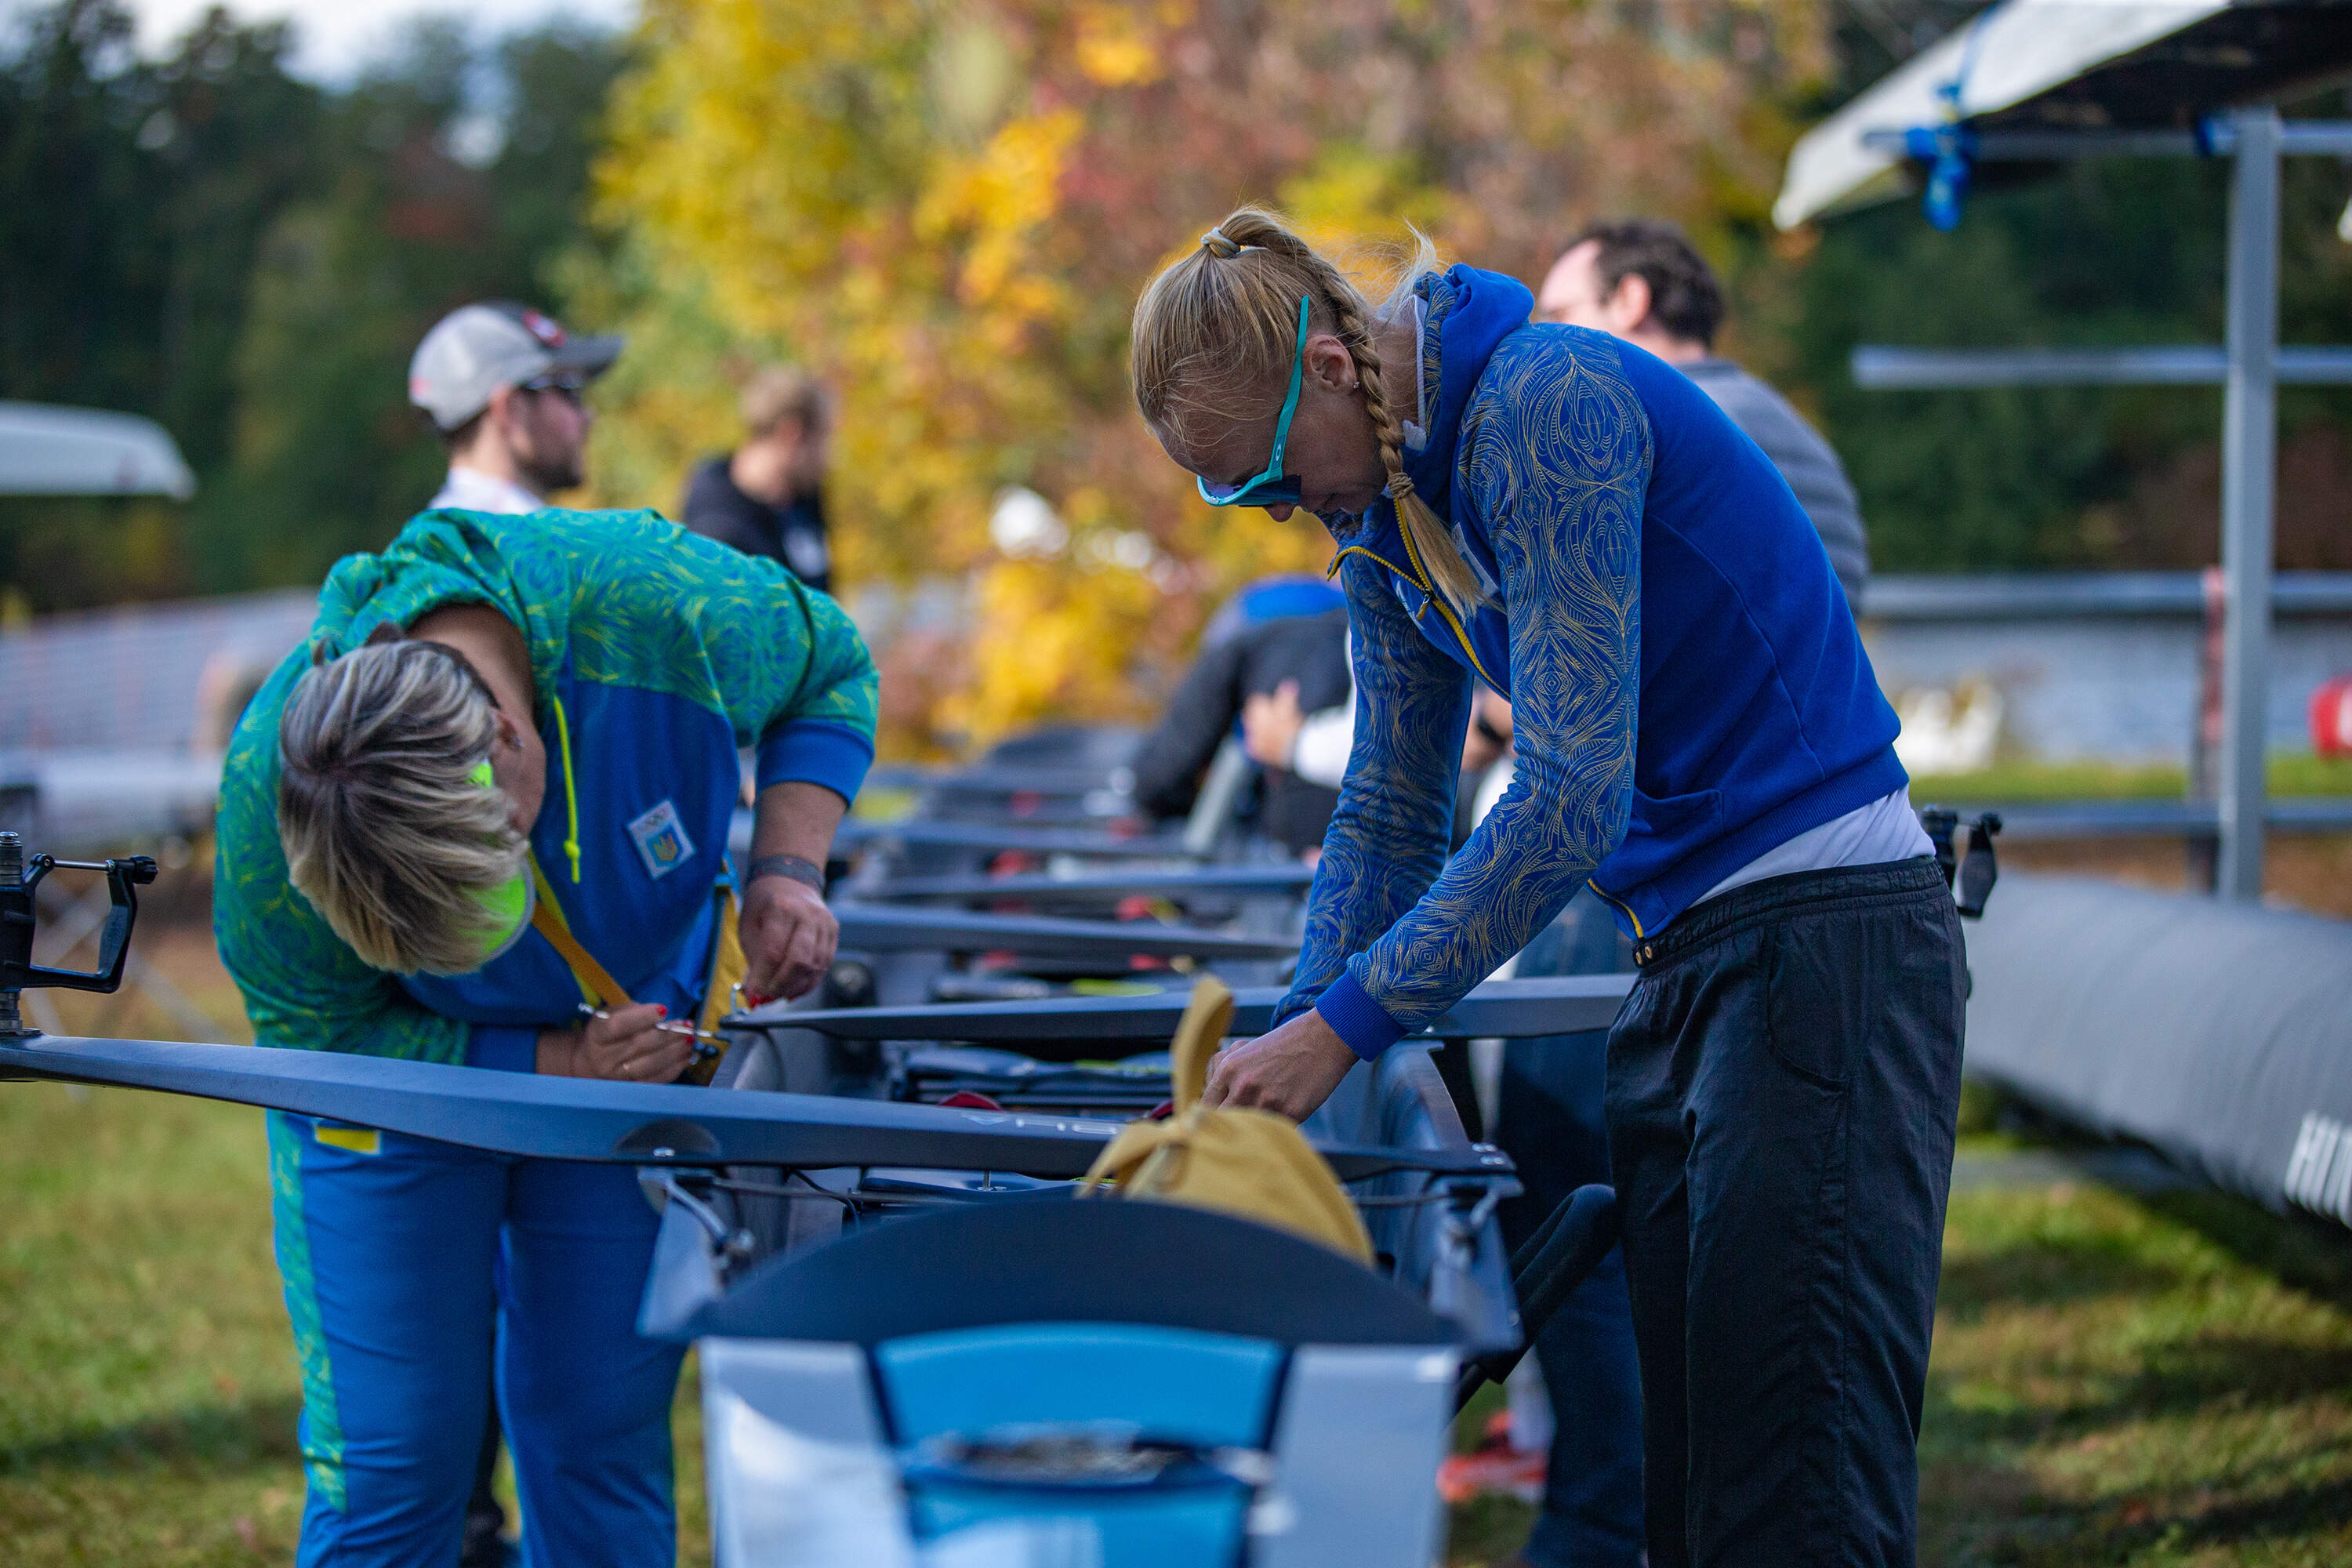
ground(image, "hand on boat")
xmin=1201 ymin=1008 xmax=1356 ymax=1121
xmin=742 ymin=875 xmax=839 ymax=1001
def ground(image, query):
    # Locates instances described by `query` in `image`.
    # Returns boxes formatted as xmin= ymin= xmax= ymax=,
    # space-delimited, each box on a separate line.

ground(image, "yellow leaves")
xmin=918 ymin=108 xmax=1083 ymax=313
xmin=598 ymin=0 xmax=938 ymax=336
xmin=940 ymin=554 xmax=1165 ymax=742
xmin=1281 ymin=145 xmax=1443 ymax=248
xmin=585 ymin=0 xmax=1827 ymax=755
xmin=1073 ymin=3 xmax=1164 ymax=88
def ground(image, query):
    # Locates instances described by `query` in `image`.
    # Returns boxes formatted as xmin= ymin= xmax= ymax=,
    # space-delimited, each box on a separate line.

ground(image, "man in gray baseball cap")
xmin=410 ymin=300 xmax=623 ymax=514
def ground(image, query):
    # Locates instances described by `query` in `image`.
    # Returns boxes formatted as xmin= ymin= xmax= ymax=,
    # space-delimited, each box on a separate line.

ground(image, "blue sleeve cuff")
xmin=1315 ymin=971 xmax=1409 ymax=1062
xmin=466 ymin=1024 xmax=539 ymax=1073
xmin=756 ymin=717 xmax=875 ymax=804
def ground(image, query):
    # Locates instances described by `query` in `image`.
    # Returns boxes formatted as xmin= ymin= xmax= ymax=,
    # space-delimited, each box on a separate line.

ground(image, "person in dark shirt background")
xmin=1130 ymin=599 xmax=1351 ymax=858
xmin=680 ymin=368 xmax=835 ymax=592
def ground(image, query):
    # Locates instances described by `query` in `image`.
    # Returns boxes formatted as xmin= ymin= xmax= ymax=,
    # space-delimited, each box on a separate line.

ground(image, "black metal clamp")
xmin=1918 ymin=808 xmax=2002 ymax=919
xmin=0 ymin=830 xmax=159 ymax=1040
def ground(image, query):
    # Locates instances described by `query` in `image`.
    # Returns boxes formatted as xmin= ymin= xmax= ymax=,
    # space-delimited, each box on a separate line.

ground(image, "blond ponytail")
xmin=1131 ymin=205 xmax=1489 ymax=616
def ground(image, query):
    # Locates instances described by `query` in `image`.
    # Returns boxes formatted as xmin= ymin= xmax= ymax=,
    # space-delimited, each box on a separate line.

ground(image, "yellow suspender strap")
xmin=527 ymin=857 xmax=632 ymax=1009
xmin=1391 ymin=526 xmax=1500 ymax=688
xmin=1330 ymin=541 xmax=1500 ymax=689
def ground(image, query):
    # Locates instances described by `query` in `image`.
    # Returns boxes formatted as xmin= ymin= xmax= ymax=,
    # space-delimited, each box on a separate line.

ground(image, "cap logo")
xmin=520 ymin=309 xmax=567 ymax=347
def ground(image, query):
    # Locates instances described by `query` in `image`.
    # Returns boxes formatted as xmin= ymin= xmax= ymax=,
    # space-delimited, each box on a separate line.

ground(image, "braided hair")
xmin=1131 ymin=205 xmax=1488 ymax=615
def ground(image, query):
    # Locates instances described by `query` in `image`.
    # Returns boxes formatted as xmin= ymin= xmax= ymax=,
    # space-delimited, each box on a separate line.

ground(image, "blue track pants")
xmin=267 ymin=1112 xmax=686 ymax=1568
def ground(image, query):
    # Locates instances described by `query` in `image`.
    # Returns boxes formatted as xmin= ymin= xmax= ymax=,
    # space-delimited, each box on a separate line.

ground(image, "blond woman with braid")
xmin=1134 ymin=209 xmax=1961 ymax=1568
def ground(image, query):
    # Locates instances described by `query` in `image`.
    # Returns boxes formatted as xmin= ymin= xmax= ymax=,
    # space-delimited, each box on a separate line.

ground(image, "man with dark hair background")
xmin=1537 ymin=219 xmax=1869 ymax=613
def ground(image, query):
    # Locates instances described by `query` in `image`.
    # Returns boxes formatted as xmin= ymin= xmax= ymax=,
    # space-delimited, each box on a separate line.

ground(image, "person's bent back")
xmin=215 ymin=506 xmax=875 ymax=1568
xmin=1130 ymin=606 xmax=1352 ymax=856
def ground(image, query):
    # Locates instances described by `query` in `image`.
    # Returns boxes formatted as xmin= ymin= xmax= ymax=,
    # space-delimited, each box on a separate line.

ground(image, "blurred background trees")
xmin=585 ymin=0 xmax=1828 ymax=743
xmin=4 ymin=0 xmax=2351 ymax=749
xmin=0 ymin=0 xmax=624 ymax=612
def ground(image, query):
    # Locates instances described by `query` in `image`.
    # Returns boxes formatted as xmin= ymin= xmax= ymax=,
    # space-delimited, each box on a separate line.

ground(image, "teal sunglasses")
xmin=1196 ymin=294 xmax=1311 ymax=510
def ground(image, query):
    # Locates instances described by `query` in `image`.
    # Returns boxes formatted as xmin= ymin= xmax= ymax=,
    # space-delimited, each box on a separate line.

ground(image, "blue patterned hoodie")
xmin=1282 ymin=266 xmax=1906 ymax=1059
xmin=215 ymin=507 xmax=877 ymax=1069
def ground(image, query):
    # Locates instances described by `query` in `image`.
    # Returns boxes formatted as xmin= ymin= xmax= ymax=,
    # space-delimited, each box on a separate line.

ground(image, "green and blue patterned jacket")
xmin=215 ymin=507 xmax=878 ymax=1068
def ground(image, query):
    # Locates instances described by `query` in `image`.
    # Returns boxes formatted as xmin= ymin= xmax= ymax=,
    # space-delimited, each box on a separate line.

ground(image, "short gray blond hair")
xmin=277 ymin=636 xmax=525 ymax=975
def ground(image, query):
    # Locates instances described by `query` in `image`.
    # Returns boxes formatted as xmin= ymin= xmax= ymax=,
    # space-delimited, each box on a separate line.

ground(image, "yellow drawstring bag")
xmin=1077 ymin=976 xmax=1373 ymax=1263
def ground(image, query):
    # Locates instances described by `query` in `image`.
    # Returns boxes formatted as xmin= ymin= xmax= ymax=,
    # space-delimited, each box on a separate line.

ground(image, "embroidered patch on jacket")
xmin=627 ymin=800 xmax=696 ymax=880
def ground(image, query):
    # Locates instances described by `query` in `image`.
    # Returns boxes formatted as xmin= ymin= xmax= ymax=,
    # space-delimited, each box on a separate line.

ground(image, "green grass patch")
xmin=1908 ymin=753 xmax=2352 ymax=804
xmin=1443 ymin=1138 xmax=2352 ymax=1566
xmin=1922 ymin=1181 xmax=2352 ymax=1565
xmin=0 ymin=1083 xmax=714 ymax=1567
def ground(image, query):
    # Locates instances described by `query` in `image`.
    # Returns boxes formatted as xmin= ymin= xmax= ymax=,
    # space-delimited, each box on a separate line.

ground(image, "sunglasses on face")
xmin=1196 ymin=294 xmax=1311 ymax=511
xmin=519 ymin=372 xmax=590 ymax=407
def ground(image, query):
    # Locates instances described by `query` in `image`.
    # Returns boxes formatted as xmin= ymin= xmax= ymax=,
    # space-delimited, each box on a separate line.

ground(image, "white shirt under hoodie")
xmin=1301 ymin=666 xmax=1928 ymax=929
xmin=428 ymin=465 xmax=546 ymax=516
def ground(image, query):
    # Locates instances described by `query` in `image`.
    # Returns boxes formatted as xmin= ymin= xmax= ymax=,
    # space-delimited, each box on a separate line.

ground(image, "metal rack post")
xmin=2219 ymin=107 xmax=2282 ymax=900
xmin=1846 ymin=111 xmax=2352 ymax=899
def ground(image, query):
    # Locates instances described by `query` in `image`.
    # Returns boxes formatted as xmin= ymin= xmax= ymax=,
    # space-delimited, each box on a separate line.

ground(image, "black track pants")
xmin=1606 ymin=856 xmax=1965 ymax=1568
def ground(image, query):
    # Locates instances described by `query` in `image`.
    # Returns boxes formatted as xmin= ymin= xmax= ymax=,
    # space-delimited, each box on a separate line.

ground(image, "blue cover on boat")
xmin=907 ymin=1477 xmax=1251 ymax=1566
xmin=877 ymin=1323 xmax=1282 ymax=1448
xmin=670 ymin=1196 xmax=1455 ymax=1346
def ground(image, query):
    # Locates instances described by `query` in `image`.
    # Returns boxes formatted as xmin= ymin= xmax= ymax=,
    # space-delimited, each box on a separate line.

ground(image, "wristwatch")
xmin=745 ymin=854 xmax=825 ymax=892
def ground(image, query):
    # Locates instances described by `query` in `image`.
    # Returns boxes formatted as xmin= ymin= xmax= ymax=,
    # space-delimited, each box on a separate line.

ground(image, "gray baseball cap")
xmin=408 ymin=301 xmax=623 ymax=431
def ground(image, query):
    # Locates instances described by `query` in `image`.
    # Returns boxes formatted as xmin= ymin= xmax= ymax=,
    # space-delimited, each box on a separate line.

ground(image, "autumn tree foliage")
xmin=589 ymin=0 xmax=1826 ymax=751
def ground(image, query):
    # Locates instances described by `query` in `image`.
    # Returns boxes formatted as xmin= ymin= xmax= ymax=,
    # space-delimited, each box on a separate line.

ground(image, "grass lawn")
xmin=1918 ymin=1171 xmax=2352 ymax=1566
xmin=9 ymin=1077 xmax=2350 ymax=1568
xmin=1907 ymin=752 xmax=2352 ymax=804
xmin=1445 ymin=1145 xmax=2352 ymax=1568
xmin=0 ymin=1083 xmax=715 ymax=1568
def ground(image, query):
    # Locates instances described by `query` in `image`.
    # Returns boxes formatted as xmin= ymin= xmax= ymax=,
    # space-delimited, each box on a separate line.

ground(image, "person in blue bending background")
xmin=1130 ymin=206 xmax=1960 ymax=1568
